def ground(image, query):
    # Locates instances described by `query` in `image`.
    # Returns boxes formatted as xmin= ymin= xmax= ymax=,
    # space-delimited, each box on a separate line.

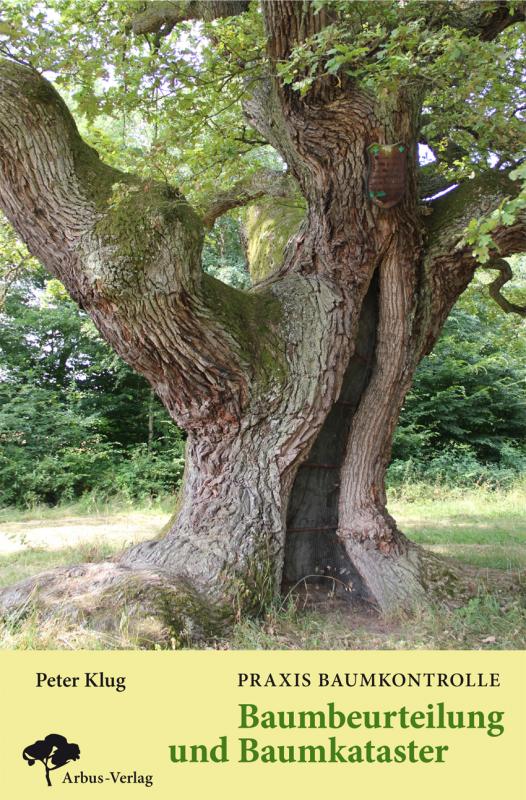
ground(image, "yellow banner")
xmin=1 ymin=650 xmax=524 ymax=797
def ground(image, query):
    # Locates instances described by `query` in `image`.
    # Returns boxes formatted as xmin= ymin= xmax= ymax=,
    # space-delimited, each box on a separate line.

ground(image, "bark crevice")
xmin=283 ymin=277 xmax=378 ymax=599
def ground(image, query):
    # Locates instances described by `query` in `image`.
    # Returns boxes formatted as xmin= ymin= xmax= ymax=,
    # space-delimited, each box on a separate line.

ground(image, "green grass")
xmin=0 ymin=492 xmax=175 ymax=525
xmin=0 ymin=541 xmax=123 ymax=589
xmin=388 ymin=482 xmax=526 ymax=570
xmin=391 ymin=482 xmax=526 ymax=530
xmin=228 ymin=595 xmax=526 ymax=651
xmin=0 ymin=482 xmax=525 ymax=650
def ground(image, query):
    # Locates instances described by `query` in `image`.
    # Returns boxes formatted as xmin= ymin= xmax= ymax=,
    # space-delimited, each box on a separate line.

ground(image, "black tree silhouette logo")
xmin=22 ymin=734 xmax=80 ymax=787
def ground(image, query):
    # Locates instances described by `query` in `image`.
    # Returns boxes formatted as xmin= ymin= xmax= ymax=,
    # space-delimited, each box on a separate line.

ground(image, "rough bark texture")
xmin=1 ymin=1 xmax=525 ymax=635
xmin=283 ymin=279 xmax=377 ymax=597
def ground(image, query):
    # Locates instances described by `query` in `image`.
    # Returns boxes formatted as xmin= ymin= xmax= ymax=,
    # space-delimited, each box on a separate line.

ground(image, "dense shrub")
xmin=387 ymin=443 xmax=526 ymax=492
xmin=0 ymin=279 xmax=185 ymax=508
xmin=0 ymin=382 xmax=185 ymax=507
xmin=390 ymin=283 xmax=526 ymax=489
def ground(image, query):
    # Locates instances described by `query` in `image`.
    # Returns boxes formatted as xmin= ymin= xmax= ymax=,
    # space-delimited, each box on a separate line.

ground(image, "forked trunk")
xmin=120 ymin=275 xmax=380 ymax=617
xmin=2 ymin=4 xmax=523 ymax=640
xmin=121 ymin=250 xmax=428 ymax=616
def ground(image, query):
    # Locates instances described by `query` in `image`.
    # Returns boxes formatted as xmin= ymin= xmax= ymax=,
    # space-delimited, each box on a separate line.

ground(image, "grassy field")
xmin=390 ymin=483 xmax=526 ymax=572
xmin=0 ymin=484 xmax=525 ymax=650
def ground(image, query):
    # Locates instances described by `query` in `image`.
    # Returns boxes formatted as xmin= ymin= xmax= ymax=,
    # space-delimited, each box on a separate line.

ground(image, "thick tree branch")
xmin=0 ymin=58 xmax=256 ymax=431
xmin=471 ymin=1 xmax=525 ymax=41
xmin=427 ymin=1 xmax=525 ymax=41
xmin=0 ymin=60 xmax=203 ymax=301
xmin=242 ymin=78 xmax=308 ymax=181
xmin=418 ymin=164 xmax=457 ymax=200
xmin=417 ymin=169 xmax=526 ymax=358
xmin=425 ymin=169 xmax=524 ymax=254
xmin=202 ymin=169 xmax=295 ymax=227
xmin=485 ymin=257 xmax=526 ymax=316
xmin=130 ymin=1 xmax=249 ymax=36
xmin=418 ymin=120 xmax=471 ymax=198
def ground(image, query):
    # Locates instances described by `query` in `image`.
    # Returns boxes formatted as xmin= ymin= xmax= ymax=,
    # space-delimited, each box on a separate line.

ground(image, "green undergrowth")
xmin=2 ymin=592 xmax=523 ymax=652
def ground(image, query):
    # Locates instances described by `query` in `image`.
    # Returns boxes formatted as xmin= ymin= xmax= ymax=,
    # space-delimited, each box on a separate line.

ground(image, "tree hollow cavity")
xmin=282 ymin=278 xmax=378 ymax=601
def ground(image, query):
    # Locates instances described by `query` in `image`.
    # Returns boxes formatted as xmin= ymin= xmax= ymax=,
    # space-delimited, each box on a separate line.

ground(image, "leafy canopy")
xmin=1 ymin=0 xmax=524 ymax=204
xmin=0 ymin=0 xmax=273 ymax=206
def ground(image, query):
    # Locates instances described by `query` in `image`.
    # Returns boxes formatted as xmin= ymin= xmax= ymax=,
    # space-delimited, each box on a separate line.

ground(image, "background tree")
xmin=0 ymin=1 xmax=525 ymax=636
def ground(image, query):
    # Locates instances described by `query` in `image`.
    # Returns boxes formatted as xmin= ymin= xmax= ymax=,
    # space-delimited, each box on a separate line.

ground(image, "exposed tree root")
xmin=344 ymin=534 xmax=525 ymax=615
xmin=0 ymin=561 xmax=231 ymax=648
xmin=416 ymin=544 xmax=525 ymax=607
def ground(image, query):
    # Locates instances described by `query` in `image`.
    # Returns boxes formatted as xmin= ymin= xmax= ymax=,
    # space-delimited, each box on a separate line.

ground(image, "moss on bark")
xmin=245 ymin=198 xmax=305 ymax=283
xmin=0 ymin=561 xmax=233 ymax=648
xmin=425 ymin=170 xmax=517 ymax=249
xmin=202 ymin=274 xmax=288 ymax=387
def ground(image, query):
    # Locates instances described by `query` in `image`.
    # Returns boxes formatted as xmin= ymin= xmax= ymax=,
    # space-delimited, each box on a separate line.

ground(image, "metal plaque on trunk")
xmin=367 ymin=143 xmax=407 ymax=208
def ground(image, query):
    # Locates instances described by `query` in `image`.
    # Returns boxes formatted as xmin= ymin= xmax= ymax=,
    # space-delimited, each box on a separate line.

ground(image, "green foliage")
xmin=0 ymin=213 xmax=39 ymax=308
xmin=1 ymin=0 xmax=523 ymax=281
xmin=279 ymin=2 xmax=525 ymax=177
xmin=0 ymin=0 xmax=271 ymax=204
xmin=390 ymin=270 xmax=526 ymax=488
xmin=0 ymin=1 xmax=523 ymax=225
xmin=107 ymin=441 xmax=185 ymax=503
xmin=202 ymin=214 xmax=250 ymax=288
xmin=388 ymin=443 xmax=526 ymax=491
xmin=0 ymin=264 xmax=185 ymax=507
xmin=464 ymin=164 xmax=526 ymax=262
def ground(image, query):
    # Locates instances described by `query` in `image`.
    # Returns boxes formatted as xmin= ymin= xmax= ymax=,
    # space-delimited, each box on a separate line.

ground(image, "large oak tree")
xmin=0 ymin=1 xmax=525 ymax=639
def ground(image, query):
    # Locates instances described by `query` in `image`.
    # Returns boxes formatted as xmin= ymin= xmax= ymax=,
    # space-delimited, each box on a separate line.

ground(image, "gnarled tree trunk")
xmin=0 ymin=2 xmax=525 ymax=639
